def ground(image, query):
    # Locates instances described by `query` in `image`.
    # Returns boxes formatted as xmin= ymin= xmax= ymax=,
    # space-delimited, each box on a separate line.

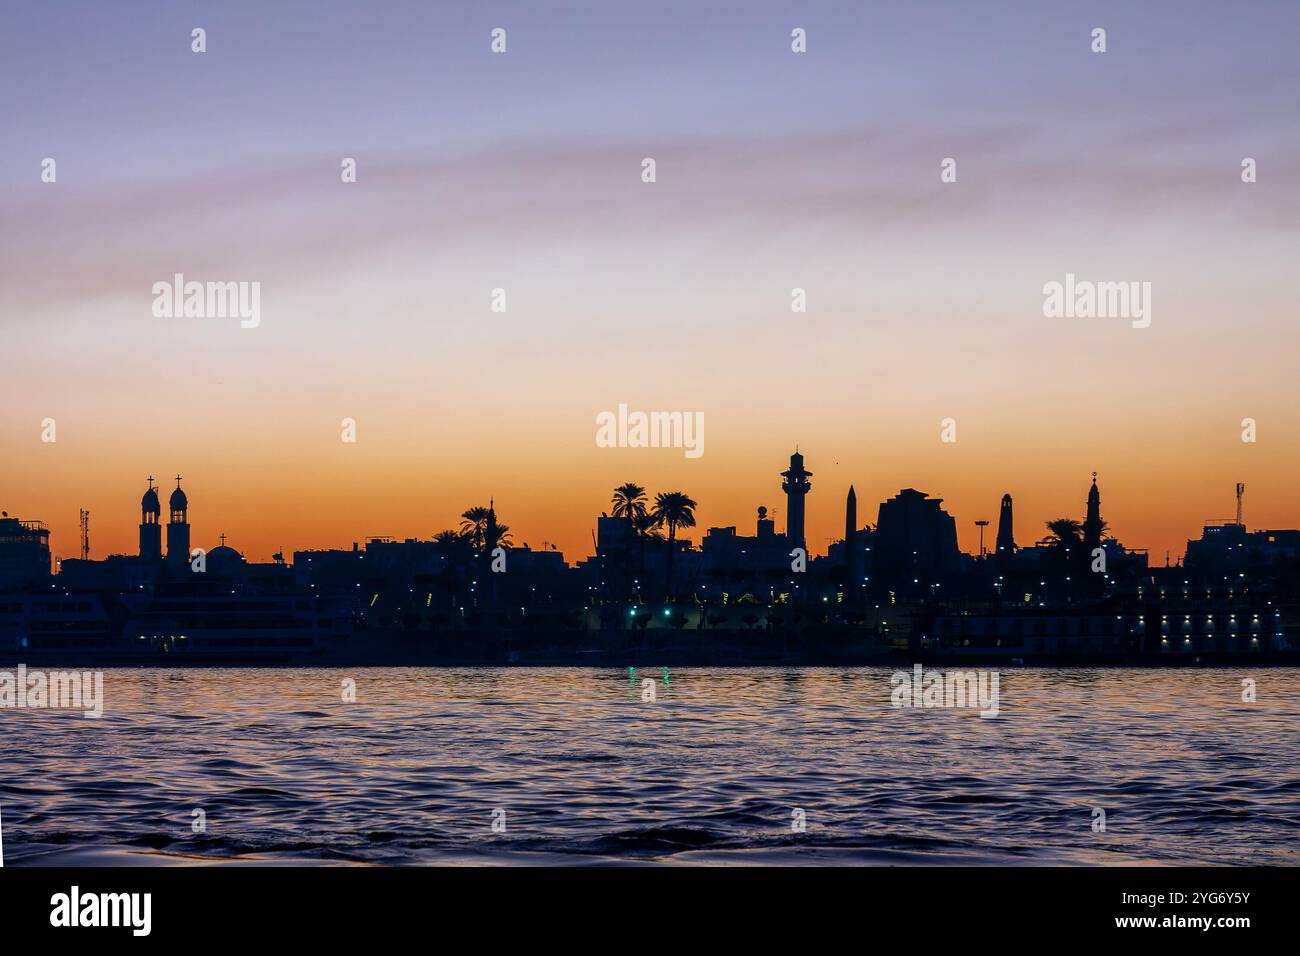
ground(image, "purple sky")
xmin=3 ymin=1 xmax=1300 ymax=562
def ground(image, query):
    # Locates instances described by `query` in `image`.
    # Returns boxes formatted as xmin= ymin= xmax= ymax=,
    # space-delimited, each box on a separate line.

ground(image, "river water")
xmin=3 ymin=666 xmax=1296 ymax=865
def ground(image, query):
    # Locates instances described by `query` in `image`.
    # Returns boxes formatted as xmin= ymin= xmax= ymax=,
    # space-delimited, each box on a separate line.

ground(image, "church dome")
xmin=142 ymin=486 xmax=161 ymax=515
xmin=209 ymin=534 xmax=245 ymax=567
xmin=170 ymin=484 xmax=188 ymax=511
xmin=207 ymin=538 xmax=246 ymax=577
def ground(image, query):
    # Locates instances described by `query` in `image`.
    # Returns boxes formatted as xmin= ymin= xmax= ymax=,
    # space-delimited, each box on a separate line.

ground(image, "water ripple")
xmin=2 ymin=667 xmax=1298 ymax=865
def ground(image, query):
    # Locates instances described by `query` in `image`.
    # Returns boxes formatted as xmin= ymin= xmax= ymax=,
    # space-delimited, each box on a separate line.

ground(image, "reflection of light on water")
xmin=4 ymin=667 xmax=1299 ymax=866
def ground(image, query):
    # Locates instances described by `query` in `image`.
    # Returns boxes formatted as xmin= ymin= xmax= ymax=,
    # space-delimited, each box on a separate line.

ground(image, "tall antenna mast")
xmin=1236 ymin=483 xmax=1245 ymax=527
xmin=79 ymin=509 xmax=90 ymax=561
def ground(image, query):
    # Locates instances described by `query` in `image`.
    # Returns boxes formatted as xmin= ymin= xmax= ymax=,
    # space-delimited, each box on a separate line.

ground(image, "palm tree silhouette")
xmin=611 ymin=483 xmax=648 ymax=527
xmin=433 ymin=528 xmax=471 ymax=563
xmin=652 ymin=491 xmax=697 ymax=600
xmin=1043 ymin=517 xmax=1084 ymax=601
xmin=611 ymin=483 xmax=647 ymax=598
xmin=461 ymin=505 xmax=512 ymax=553
xmin=459 ymin=507 xmax=492 ymax=552
xmin=460 ymin=504 xmax=513 ymax=606
xmin=1044 ymin=518 xmax=1082 ymax=551
xmin=484 ymin=518 xmax=513 ymax=554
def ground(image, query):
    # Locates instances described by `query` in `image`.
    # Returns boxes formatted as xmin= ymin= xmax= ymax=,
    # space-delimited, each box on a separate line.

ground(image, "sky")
xmin=3 ymin=1 xmax=1299 ymax=565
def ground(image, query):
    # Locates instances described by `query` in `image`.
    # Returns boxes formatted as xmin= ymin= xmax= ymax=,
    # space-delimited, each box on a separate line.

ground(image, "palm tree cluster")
xmin=1041 ymin=515 xmax=1112 ymax=601
xmin=434 ymin=504 xmax=514 ymax=556
xmin=610 ymin=483 xmax=698 ymax=600
xmin=1043 ymin=517 xmax=1110 ymax=552
xmin=425 ymin=504 xmax=516 ymax=609
xmin=1043 ymin=518 xmax=1082 ymax=552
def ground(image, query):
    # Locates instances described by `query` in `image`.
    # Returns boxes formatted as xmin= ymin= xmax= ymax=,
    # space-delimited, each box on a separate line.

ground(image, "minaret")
xmin=845 ymin=486 xmax=857 ymax=546
xmin=995 ymin=493 xmax=1016 ymax=555
xmin=166 ymin=475 xmax=190 ymax=569
xmin=844 ymin=485 xmax=859 ymax=578
xmin=1083 ymin=473 xmax=1102 ymax=555
xmin=781 ymin=450 xmax=812 ymax=551
xmin=139 ymin=476 xmax=162 ymax=561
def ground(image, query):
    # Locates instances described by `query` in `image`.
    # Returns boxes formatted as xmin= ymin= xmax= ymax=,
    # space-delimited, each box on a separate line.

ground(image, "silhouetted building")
xmin=872 ymin=488 xmax=960 ymax=580
xmin=166 ymin=476 xmax=190 ymax=570
xmin=588 ymin=514 xmax=638 ymax=599
xmin=593 ymin=514 xmax=633 ymax=555
xmin=0 ymin=513 xmax=51 ymax=590
xmin=1185 ymin=522 xmax=1300 ymax=575
xmin=702 ymin=506 xmax=793 ymax=597
xmin=139 ymin=477 xmax=162 ymax=560
xmin=207 ymin=533 xmax=246 ymax=577
xmin=58 ymin=554 xmax=161 ymax=591
xmin=781 ymin=450 xmax=812 ymax=552
xmin=995 ymin=493 xmax=1016 ymax=555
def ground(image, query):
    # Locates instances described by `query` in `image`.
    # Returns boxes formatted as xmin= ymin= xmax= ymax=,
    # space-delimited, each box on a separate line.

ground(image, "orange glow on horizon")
xmin=6 ymin=402 xmax=1294 ymax=568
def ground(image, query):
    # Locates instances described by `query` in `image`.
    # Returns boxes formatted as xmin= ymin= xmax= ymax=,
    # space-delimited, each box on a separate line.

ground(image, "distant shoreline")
xmin=11 ymin=652 xmax=1299 ymax=669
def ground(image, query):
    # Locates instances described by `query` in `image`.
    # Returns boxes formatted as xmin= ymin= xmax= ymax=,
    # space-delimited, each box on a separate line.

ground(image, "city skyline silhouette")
xmin=4 ymin=451 xmax=1281 ymax=568
xmin=3 ymin=0 xmax=1299 ymax=909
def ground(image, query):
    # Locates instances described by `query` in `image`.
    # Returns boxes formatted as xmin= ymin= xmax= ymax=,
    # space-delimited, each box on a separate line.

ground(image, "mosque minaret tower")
xmin=781 ymin=450 xmax=812 ymax=552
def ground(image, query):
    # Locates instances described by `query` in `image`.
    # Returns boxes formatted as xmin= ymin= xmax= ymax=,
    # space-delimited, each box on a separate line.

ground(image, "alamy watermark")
xmin=50 ymin=886 xmax=151 ymax=936
xmin=1042 ymin=273 xmax=1150 ymax=329
xmin=595 ymin=404 xmax=704 ymax=459
xmin=1 ymin=665 xmax=104 ymax=718
xmin=890 ymin=664 xmax=1000 ymax=718
xmin=152 ymin=273 xmax=260 ymax=329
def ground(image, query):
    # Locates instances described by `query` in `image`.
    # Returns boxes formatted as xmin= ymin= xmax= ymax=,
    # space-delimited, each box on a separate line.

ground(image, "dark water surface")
xmin=3 ymin=667 xmax=1297 ymax=865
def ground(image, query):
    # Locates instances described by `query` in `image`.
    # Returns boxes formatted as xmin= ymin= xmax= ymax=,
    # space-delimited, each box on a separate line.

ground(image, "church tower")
xmin=139 ymin=477 xmax=162 ymax=560
xmin=781 ymin=450 xmax=812 ymax=551
xmin=166 ymin=476 xmax=190 ymax=569
xmin=995 ymin=493 xmax=1016 ymax=555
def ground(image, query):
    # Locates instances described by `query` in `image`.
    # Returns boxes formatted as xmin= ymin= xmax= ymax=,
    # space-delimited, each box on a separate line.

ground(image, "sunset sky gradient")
xmin=3 ymin=1 xmax=1299 ymax=564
